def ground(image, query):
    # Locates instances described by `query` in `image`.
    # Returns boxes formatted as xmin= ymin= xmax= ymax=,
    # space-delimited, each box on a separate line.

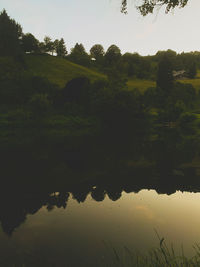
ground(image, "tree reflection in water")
xmin=0 ymin=127 xmax=199 ymax=235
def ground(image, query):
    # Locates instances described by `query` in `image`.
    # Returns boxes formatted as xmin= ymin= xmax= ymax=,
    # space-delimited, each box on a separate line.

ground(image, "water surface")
xmin=1 ymin=127 xmax=200 ymax=266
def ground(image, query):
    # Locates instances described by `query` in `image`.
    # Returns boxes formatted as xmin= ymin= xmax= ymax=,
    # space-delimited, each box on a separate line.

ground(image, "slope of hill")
xmin=127 ymin=79 xmax=156 ymax=93
xmin=25 ymin=54 xmax=105 ymax=87
xmin=7 ymin=54 xmax=200 ymax=94
xmin=25 ymin=55 xmax=158 ymax=92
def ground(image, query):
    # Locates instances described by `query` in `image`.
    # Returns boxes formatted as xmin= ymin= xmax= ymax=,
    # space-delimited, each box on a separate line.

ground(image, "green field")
xmin=177 ymin=70 xmax=200 ymax=92
xmin=180 ymin=78 xmax=200 ymax=92
xmin=127 ymin=79 xmax=156 ymax=93
xmin=127 ymin=75 xmax=200 ymax=94
xmin=25 ymin=54 xmax=105 ymax=87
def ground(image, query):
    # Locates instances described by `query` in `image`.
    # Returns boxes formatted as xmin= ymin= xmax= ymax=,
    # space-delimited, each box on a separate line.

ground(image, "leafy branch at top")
xmin=121 ymin=0 xmax=188 ymax=15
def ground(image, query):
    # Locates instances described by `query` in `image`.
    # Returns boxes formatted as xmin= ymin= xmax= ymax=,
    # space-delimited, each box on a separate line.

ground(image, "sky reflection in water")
xmin=1 ymin=189 xmax=200 ymax=266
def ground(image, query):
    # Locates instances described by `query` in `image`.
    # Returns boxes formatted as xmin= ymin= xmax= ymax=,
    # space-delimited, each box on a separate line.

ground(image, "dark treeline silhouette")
xmin=0 ymin=9 xmax=198 ymax=78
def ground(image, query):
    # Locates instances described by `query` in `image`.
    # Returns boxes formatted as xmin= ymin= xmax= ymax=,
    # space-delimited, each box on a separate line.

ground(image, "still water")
xmin=1 ymin=127 xmax=200 ymax=266
xmin=1 ymin=188 xmax=200 ymax=266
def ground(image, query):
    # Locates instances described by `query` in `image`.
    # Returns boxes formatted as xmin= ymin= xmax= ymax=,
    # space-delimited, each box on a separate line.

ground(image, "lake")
xmin=1 ymin=186 xmax=200 ymax=266
xmin=1 ymin=127 xmax=200 ymax=266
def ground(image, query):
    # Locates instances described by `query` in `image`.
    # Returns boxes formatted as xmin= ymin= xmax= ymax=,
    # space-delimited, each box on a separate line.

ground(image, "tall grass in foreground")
xmin=106 ymin=232 xmax=200 ymax=267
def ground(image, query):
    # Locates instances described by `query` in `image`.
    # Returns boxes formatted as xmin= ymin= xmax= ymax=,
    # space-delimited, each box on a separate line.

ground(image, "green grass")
xmin=178 ymin=70 xmax=200 ymax=92
xmin=180 ymin=78 xmax=200 ymax=92
xmin=127 ymin=79 xmax=156 ymax=93
xmin=25 ymin=54 xmax=105 ymax=87
xmin=126 ymin=70 xmax=200 ymax=94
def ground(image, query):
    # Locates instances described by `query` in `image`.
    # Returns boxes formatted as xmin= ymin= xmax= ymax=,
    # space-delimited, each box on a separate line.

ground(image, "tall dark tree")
xmin=157 ymin=55 xmax=174 ymax=92
xmin=21 ymin=33 xmax=39 ymax=53
xmin=54 ymin=38 xmax=67 ymax=57
xmin=68 ymin=43 xmax=90 ymax=67
xmin=43 ymin=36 xmax=54 ymax=55
xmin=0 ymin=9 xmax=23 ymax=57
xmin=105 ymin=44 xmax=121 ymax=66
xmin=187 ymin=62 xmax=197 ymax=79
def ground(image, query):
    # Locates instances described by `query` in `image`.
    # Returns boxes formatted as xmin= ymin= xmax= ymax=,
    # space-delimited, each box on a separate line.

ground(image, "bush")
xmin=29 ymin=93 xmax=51 ymax=117
xmin=179 ymin=112 xmax=196 ymax=126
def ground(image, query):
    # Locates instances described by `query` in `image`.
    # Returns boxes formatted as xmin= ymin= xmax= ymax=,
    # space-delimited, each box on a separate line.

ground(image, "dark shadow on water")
xmin=0 ymin=127 xmax=200 ymax=233
xmin=0 ymin=127 xmax=199 ymax=266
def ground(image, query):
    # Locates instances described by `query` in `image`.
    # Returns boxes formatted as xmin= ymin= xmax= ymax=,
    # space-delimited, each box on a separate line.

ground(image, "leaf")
xmin=160 ymin=238 xmax=164 ymax=247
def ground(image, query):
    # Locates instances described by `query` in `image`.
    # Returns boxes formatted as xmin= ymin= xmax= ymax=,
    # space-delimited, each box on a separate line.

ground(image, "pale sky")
xmin=0 ymin=0 xmax=200 ymax=56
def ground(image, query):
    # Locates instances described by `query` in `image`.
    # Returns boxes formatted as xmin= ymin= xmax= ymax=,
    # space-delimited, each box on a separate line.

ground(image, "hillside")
xmin=25 ymin=54 xmax=105 ymax=87
xmin=5 ymin=54 xmax=200 ymax=94
xmin=127 ymin=79 xmax=156 ymax=93
xmin=25 ymin=55 xmax=159 ymax=92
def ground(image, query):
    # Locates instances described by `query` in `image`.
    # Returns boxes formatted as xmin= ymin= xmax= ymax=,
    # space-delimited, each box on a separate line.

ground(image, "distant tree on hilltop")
xmin=68 ymin=43 xmax=91 ymax=67
xmin=90 ymin=44 xmax=105 ymax=60
xmin=43 ymin=36 xmax=54 ymax=55
xmin=21 ymin=33 xmax=39 ymax=53
xmin=105 ymin=45 xmax=121 ymax=67
xmin=54 ymin=38 xmax=67 ymax=57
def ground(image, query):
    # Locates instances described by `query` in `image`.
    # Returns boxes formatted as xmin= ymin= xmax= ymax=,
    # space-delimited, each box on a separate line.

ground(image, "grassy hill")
xmin=25 ymin=54 xmax=200 ymax=93
xmin=25 ymin=54 xmax=157 ymax=92
xmin=127 ymin=79 xmax=156 ymax=93
xmin=25 ymin=54 xmax=105 ymax=87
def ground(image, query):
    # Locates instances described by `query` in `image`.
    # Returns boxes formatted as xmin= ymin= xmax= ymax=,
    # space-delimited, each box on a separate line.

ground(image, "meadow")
xmin=25 ymin=54 xmax=105 ymax=87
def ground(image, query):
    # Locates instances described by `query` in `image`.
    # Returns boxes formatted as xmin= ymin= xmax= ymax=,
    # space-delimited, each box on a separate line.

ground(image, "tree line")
xmin=0 ymin=8 xmax=199 ymax=138
xmin=0 ymin=9 xmax=199 ymax=81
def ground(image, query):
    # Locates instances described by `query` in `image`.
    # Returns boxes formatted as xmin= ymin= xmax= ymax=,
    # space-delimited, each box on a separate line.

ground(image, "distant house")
xmin=172 ymin=70 xmax=186 ymax=79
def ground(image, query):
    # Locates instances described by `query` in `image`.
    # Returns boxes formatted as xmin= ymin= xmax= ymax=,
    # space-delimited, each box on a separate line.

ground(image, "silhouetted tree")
xmin=43 ymin=36 xmax=54 ymax=54
xmin=91 ymin=187 xmax=106 ymax=201
xmin=155 ymin=50 xmax=177 ymax=63
xmin=107 ymin=188 xmax=122 ymax=201
xmin=0 ymin=9 xmax=23 ymax=57
xmin=105 ymin=44 xmax=121 ymax=67
xmin=54 ymin=38 xmax=67 ymax=57
xmin=72 ymin=187 xmax=90 ymax=203
xmin=156 ymin=55 xmax=174 ymax=92
xmin=68 ymin=43 xmax=91 ymax=66
xmin=90 ymin=44 xmax=105 ymax=63
xmin=21 ymin=33 xmax=39 ymax=53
